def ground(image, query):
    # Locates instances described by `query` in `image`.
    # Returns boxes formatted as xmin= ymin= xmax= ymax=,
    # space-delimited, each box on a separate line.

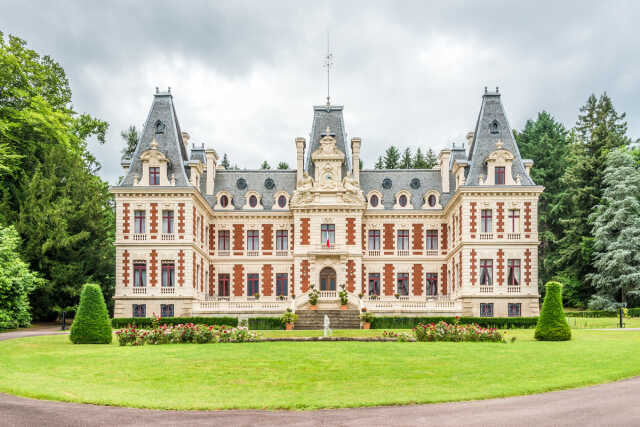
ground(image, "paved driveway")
xmin=1 ymin=329 xmax=639 ymax=426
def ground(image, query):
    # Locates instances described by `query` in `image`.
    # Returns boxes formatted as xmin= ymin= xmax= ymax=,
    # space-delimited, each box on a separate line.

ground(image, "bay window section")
xmin=426 ymin=230 xmax=438 ymax=250
xmin=507 ymin=259 xmax=521 ymax=287
xmin=133 ymin=263 xmax=146 ymax=287
xmin=425 ymin=273 xmax=438 ymax=296
xmin=479 ymin=259 xmax=493 ymax=286
xmin=161 ymin=262 xmax=175 ymax=287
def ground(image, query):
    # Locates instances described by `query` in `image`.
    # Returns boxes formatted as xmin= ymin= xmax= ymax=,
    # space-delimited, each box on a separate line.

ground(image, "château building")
xmin=111 ymin=87 xmax=542 ymax=320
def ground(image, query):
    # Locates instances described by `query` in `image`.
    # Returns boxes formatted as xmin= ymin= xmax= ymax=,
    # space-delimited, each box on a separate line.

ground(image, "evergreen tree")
xmin=587 ymin=148 xmax=640 ymax=309
xmin=374 ymin=156 xmax=384 ymax=169
xmin=534 ymin=281 xmax=571 ymax=341
xmin=220 ymin=153 xmax=230 ymax=169
xmin=553 ymin=94 xmax=632 ymax=306
xmin=260 ymin=160 xmax=271 ymax=170
xmin=413 ymin=148 xmax=426 ymax=168
xmin=120 ymin=125 xmax=139 ymax=159
xmin=400 ymin=147 xmax=413 ymax=169
xmin=383 ymin=146 xmax=400 ymax=169
xmin=425 ymin=148 xmax=438 ymax=168
xmin=69 ymin=283 xmax=112 ymax=344
xmin=277 ymin=162 xmax=289 ymax=170
xmin=515 ymin=112 xmax=571 ymax=289
xmin=359 ymin=159 xmax=363 ymax=170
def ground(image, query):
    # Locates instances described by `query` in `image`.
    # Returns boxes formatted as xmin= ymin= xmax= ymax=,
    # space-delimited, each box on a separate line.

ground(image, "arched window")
xmin=249 ymin=195 xmax=258 ymax=208
xmin=370 ymin=194 xmax=379 ymax=207
xmin=220 ymin=195 xmax=229 ymax=208
xmin=277 ymin=195 xmax=287 ymax=208
xmin=398 ymin=194 xmax=408 ymax=207
xmin=428 ymin=194 xmax=436 ymax=207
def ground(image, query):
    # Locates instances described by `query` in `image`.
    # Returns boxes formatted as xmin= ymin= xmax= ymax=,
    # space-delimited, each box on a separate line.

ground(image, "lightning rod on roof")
xmin=323 ymin=31 xmax=333 ymax=107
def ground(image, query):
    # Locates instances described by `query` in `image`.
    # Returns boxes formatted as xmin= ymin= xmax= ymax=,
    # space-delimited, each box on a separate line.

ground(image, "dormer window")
xmin=220 ymin=195 xmax=229 ymax=208
xmin=490 ymin=120 xmax=499 ymax=134
xmin=277 ymin=195 xmax=287 ymax=208
xmin=370 ymin=194 xmax=379 ymax=207
xmin=249 ymin=195 xmax=258 ymax=208
xmin=149 ymin=167 xmax=160 ymax=185
xmin=154 ymin=120 xmax=165 ymax=134
xmin=428 ymin=195 xmax=436 ymax=207
xmin=495 ymin=166 xmax=505 ymax=185
xmin=399 ymin=194 xmax=408 ymax=207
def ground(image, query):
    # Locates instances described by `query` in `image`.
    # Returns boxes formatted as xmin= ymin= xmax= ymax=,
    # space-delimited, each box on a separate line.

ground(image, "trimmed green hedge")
xmin=70 ymin=284 xmax=112 ymax=344
xmin=566 ymin=309 xmax=640 ymax=318
xmin=248 ymin=317 xmax=284 ymax=330
xmin=112 ymin=316 xmax=238 ymax=329
xmin=371 ymin=316 xmax=539 ymax=329
xmin=535 ymin=281 xmax=571 ymax=341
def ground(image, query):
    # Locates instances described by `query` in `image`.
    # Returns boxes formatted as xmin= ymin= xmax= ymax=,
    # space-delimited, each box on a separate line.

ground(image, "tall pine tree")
xmin=374 ymin=156 xmax=384 ymax=169
xmin=425 ymin=148 xmax=438 ymax=168
xmin=220 ymin=153 xmax=230 ymax=169
xmin=400 ymin=147 xmax=413 ymax=169
xmin=413 ymin=148 xmax=426 ymax=168
xmin=383 ymin=146 xmax=400 ymax=169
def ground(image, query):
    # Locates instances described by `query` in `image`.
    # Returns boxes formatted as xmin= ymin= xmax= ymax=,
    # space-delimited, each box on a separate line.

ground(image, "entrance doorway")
xmin=319 ymin=267 xmax=336 ymax=291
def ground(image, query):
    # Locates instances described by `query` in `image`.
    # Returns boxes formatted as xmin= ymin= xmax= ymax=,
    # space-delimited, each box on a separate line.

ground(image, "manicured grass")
xmin=1 ymin=329 xmax=640 ymax=410
xmin=566 ymin=317 xmax=640 ymax=329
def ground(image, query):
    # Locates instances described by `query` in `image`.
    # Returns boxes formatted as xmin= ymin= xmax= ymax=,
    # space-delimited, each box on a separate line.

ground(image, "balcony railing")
xmin=217 ymin=250 xmax=230 ymax=257
xmin=507 ymin=233 xmax=521 ymax=240
xmin=479 ymin=233 xmax=493 ymax=240
xmin=246 ymin=251 xmax=260 ymax=257
xmin=194 ymin=300 xmax=289 ymax=313
xmin=425 ymin=250 xmax=438 ymax=256
xmin=319 ymin=290 xmax=337 ymax=299
xmin=364 ymin=298 xmax=460 ymax=312
xmin=132 ymin=287 xmax=147 ymax=294
xmin=161 ymin=234 xmax=175 ymax=241
xmin=507 ymin=286 xmax=521 ymax=293
xmin=479 ymin=286 xmax=493 ymax=293
xmin=396 ymin=250 xmax=410 ymax=257
xmin=367 ymin=250 xmax=380 ymax=257
xmin=160 ymin=287 xmax=175 ymax=295
xmin=276 ymin=251 xmax=289 ymax=257
xmin=132 ymin=234 xmax=147 ymax=241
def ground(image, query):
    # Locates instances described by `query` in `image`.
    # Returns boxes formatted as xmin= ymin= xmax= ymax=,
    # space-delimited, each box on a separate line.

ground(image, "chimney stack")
xmin=351 ymin=137 xmax=361 ymax=183
xmin=295 ymin=137 xmax=306 ymax=184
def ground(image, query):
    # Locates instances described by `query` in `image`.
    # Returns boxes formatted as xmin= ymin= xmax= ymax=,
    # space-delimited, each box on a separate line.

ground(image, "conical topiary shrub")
xmin=70 ymin=283 xmax=112 ymax=344
xmin=534 ymin=281 xmax=571 ymax=341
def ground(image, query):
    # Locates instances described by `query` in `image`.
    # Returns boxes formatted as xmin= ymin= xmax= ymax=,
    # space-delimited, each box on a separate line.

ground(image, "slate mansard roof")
xmin=360 ymin=169 xmax=454 ymax=209
xmin=304 ymin=105 xmax=352 ymax=179
xmin=210 ymin=170 xmax=297 ymax=210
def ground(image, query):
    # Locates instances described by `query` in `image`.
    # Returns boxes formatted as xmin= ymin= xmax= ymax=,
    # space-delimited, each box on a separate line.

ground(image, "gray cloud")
xmin=2 ymin=0 xmax=639 ymax=184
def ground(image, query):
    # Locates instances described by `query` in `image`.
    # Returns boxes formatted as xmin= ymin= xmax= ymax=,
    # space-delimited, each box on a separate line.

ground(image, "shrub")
xmin=111 ymin=316 xmax=238 ymax=329
xmin=70 ymin=284 xmax=112 ymax=344
xmin=413 ymin=321 xmax=505 ymax=342
xmin=280 ymin=309 xmax=298 ymax=325
xmin=249 ymin=317 xmax=283 ymax=330
xmin=535 ymin=281 xmax=571 ymax=341
xmin=115 ymin=324 xmax=259 ymax=346
xmin=370 ymin=316 xmax=538 ymax=329
xmin=565 ymin=310 xmax=617 ymax=318
xmin=360 ymin=312 xmax=375 ymax=323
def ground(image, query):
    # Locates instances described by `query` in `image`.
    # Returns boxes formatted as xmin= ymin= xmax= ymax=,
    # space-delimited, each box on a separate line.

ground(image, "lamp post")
xmin=61 ymin=311 xmax=66 ymax=331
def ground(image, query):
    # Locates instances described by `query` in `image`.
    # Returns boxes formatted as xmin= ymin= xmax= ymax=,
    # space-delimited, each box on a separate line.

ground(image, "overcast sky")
xmin=2 ymin=1 xmax=640 ymax=184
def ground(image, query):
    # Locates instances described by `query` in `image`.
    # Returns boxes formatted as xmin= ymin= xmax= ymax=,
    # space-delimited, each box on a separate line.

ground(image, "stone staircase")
xmin=294 ymin=308 xmax=361 ymax=330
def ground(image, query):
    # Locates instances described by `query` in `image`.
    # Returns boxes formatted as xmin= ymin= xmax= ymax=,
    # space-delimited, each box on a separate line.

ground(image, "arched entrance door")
xmin=319 ymin=267 xmax=336 ymax=291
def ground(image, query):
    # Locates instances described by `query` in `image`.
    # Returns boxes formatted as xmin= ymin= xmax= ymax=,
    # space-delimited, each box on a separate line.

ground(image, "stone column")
xmin=296 ymin=137 xmax=306 ymax=184
xmin=205 ymin=149 xmax=218 ymax=195
xmin=351 ymin=137 xmax=361 ymax=183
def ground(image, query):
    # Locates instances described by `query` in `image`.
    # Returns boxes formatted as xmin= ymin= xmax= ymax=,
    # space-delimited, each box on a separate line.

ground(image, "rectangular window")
xmin=397 ymin=273 xmax=409 ymax=296
xmin=480 ymin=259 xmax=493 ymax=286
xmin=161 ymin=263 xmax=175 ymax=287
xmin=276 ymin=230 xmax=288 ymax=251
xmin=162 ymin=210 xmax=174 ymax=234
xmin=276 ymin=273 xmax=288 ymax=296
xmin=397 ymin=229 xmax=409 ymax=250
xmin=160 ymin=304 xmax=174 ymax=317
xmin=218 ymin=230 xmax=230 ymax=251
xmin=508 ymin=303 xmax=522 ymax=317
xmin=247 ymin=230 xmax=260 ymax=251
xmin=368 ymin=273 xmax=380 ymax=296
xmin=368 ymin=230 xmax=381 ymax=250
xmin=247 ymin=273 xmax=259 ymax=296
xmin=509 ymin=209 xmax=520 ymax=233
xmin=134 ymin=210 xmax=146 ymax=234
xmin=133 ymin=263 xmax=146 ymax=287
xmin=426 ymin=230 xmax=438 ymax=250
xmin=133 ymin=304 xmax=146 ymax=318
xmin=481 ymin=209 xmax=492 ymax=233
xmin=149 ymin=167 xmax=160 ymax=185
xmin=495 ymin=166 xmax=505 ymax=185
xmin=425 ymin=273 xmax=438 ymax=296
xmin=218 ymin=274 xmax=230 ymax=296
xmin=507 ymin=259 xmax=521 ymax=286
xmin=321 ymin=224 xmax=335 ymax=246
xmin=480 ymin=303 xmax=494 ymax=317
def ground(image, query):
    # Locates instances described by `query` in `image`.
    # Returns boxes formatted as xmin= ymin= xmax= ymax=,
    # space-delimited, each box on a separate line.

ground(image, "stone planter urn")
xmin=309 ymin=305 xmax=317 ymax=311
xmin=285 ymin=322 xmax=294 ymax=330
xmin=340 ymin=305 xmax=347 ymax=310
xmin=362 ymin=322 xmax=371 ymax=330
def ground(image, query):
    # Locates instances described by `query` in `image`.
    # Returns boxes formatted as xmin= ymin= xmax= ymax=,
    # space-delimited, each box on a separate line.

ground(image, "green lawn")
xmin=1 ymin=329 xmax=640 ymax=410
xmin=565 ymin=316 xmax=640 ymax=329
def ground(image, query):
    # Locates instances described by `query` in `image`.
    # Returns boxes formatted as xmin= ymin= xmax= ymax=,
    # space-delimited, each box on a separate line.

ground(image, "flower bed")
xmin=115 ymin=323 xmax=259 ymax=346
xmin=413 ymin=321 xmax=508 ymax=343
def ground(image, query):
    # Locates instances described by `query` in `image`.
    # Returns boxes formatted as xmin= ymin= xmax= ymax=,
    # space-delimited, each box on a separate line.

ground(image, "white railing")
xmin=246 ymin=251 xmax=260 ymax=257
xmin=161 ymin=234 xmax=175 ymax=240
xmin=132 ymin=287 xmax=146 ymax=294
xmin=217 ymin=250 xmax=230 ymax=257
xmin=319 ymin=290 xmax=337 ymax=299
xmin=507 ymin=286 xmax=521 ymax=293
xmin=367 ymin=250 xmax=380 ymax=257
xmin=194 ymin=300 xmax=289 ymax=313
xmin=315 ymin=243 xmax=337 ymax=250
xmin=132 ymin=234 xmax=147 ymax=241
xmin=425 ymin=250 xmax=438 ymax=256
xmin=479 ymin=286 xmax=493 ymax=293
xmin=160 ymin=287 xmax=175 ymax=295
xmin=479 ymin=233 xmax=493 ymax=240
xmin=276 ymin=251 xmax=289 ymax=257
xmin=507 ymin=233 xmax=521 ymax=240
xmin=396 ymin=250 xmax=410 ymax=257
xmin=364 ymin=298 xmax=460 ymax=312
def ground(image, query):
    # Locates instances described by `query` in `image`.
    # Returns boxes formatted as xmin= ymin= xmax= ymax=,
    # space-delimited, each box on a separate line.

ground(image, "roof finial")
xmin=168 ymin=86 xmax=171 ymax=94
xmin=155 ymin=86 xmax=159 ymax=94
xmin=496 ymin=86 xmax=499 ymax=94
xmin=484 ymin=86 xmax=488 ymax=94
xmin=151 ymin=135 xmax=159 ymax=150
xmin=323 ymin=31 xmax=333 ymax=107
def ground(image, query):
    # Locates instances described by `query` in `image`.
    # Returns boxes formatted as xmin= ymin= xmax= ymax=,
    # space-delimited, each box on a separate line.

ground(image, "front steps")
xmin=294 ymin=308 xmax=361 ymax=330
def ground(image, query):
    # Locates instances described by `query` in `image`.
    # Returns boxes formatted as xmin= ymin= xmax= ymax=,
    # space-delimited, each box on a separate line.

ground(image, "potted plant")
xmin=280 ymin=308 xmax=298 ymax=331
xmin=338 ymin=284 xmax=349 ymax=309
xmin=394 ymin=293 xmax=400 ymax=299
xmin=360 ymin=310 xmax=375 ymax=329
xmin=308 ymin=284 xmax=319 ymax=310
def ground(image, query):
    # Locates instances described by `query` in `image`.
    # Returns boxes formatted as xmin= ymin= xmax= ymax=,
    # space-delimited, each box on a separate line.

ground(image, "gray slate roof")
xmin=465 ymin=90 xmax=535 ymax=186
xmin=211 ymin=170 xmax=297 ymax=210
xmin=304 ymin=105 xmax=352 ymax=179
xmin=120 ymin=92 xmax=190 ymax=187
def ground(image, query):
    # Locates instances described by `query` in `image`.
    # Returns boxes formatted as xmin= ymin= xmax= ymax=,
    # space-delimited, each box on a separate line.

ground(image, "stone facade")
xmin=111 ymin=88 xmax=542 ymax=319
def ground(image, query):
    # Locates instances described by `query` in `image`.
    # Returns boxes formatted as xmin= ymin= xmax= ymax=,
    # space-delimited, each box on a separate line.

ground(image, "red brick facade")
xmin=470 ymin=249 xmax=477 ymax=286
xmin=150 ymin=203 xmax=158 ymax=238
xmin=346 ymin=218 xmax=356 ymax=245
xmin=346 ymin=259 xmax=356 ymax=292
xmin=290 ymin=264 xmax=295 ymax=295
xmin=150 ymin=249 xmax=158 ymax=286
xmin=178 ymin=203 xmax=185 ymax=237
xmin=300 ymin=218 xmax=310 ymax=245
xmin=300 ymin=260 xmax=310 ymax=292
xmin=470 ymin=202 xmax=477 ymax=238
xmin=262 ymin=264 xmax=273 ymax=296
xmin=361 ymin=264 xmax=366 ymax=294
xmin=233 ymin=224 xmax=244 ymax=255
xmin=262 ymin=223 xmax=273 ymax=255
xmin=458 ymin=252 xmax=462 ymax=289
xmin=524 ymin=202 xmax=532 ymax=238
xmin=496 ymin=201 xmax=504 ymax=238
xmin=193 ymin=207 xmax=197 ymax=238
xmin=122 ymin=203 xmax=130 ymax=239
xmin=441 ymin=223 xmax=448 ymax=253
xmin=459 ymin=206 xmax=463 ymax=239
xmin=208 ymin=264 xmax=214 ymax=296
xmin=412 ymin=264 xmax=423 ymax=295
xmin=122 ymin=250 xmax=130 ymax=286
xmin=440 ymin=263 xmax=448 ymax=295
xmin=497 ymin=249 xmax=505 ymax=286
xmin=178 ymin=250 xmax=185 ymax=286
xmin=524 ymin=248 xmax=532 ymax=286
xmin=412 ymin=223 xmax=424 ymax=254
xmin=383 ymin=224 xmax=394 ymax=255
xmin=361 ymin=223 xmax=366 ymax=251
xmin=209 ymin=224 xmax=215 ymax=254
xmin=233 ymin=264 xmax=244 ymax=296
xmin=383 ymin=264 xmax=394 ymax=296
xmin=290 ymin=224 xmax=294 ymax=251
xmin=192 ymin=253 xmax=196 ymax=288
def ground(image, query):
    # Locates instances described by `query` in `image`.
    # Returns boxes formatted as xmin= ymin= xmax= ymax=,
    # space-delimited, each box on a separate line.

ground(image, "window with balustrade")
xmin=397 ymin=273 xmax=409 ymax=296
xmin=160 ymin=304 xmax=174 ymax=317
xmin=479 ymin=259 xmax=493 ymax=286
xmin=276 ymin=273 xmax=288 ymax=296
xmin=368 ymin=273 xmax=380 ymax=296
xmin=247 ymin=273 xmax=259 ymax=296
xmin=218 ymin=230 xmax=230 ymax=251
xmin=481 ymin=209 xmax=492 ymax=233
xmin=133 ymin=263 xmax=146 ymax=287
xmin=508 ymin=303 xmax=521 ymax=317
xmin=161 ymin=262 xmax=174 ymax=287
xmin=426 ymin=230 xmax=438 ymax=250
xmin=247 ymin=230 xmax=259 ymax=251
xmin=218 ymin=274 xmax=230 ymax=296
xmin=321 ymin=224 xmax=335 ymax=246
xmin=134 ymin=210 xmax=146 ymax=234
xmin=426 ymin=273 xmax=438 ymax=296
xmin=507 ymin=259 xmax=521 ymax=286
xmin=133 ymin=304 xmax=146 ymax=318
xmin=149 ymin=167 xmax=160 ymax=185
xmin=397 ymin=229 xmax=409 ymax=251
xmin=162 ymin=210 xmax=174 ymax=234
xmin=368 ymin=230 xmax=380 ymax=250
xmin=495 ymin=166 xmax=505 ymax=185
xmin=480 ymin=303 xmax=494 ymax=317
xmin=508 ymin=209 xmax=520 ymax=233
xmin=276 ymin=230 xmax=288 ymax=251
